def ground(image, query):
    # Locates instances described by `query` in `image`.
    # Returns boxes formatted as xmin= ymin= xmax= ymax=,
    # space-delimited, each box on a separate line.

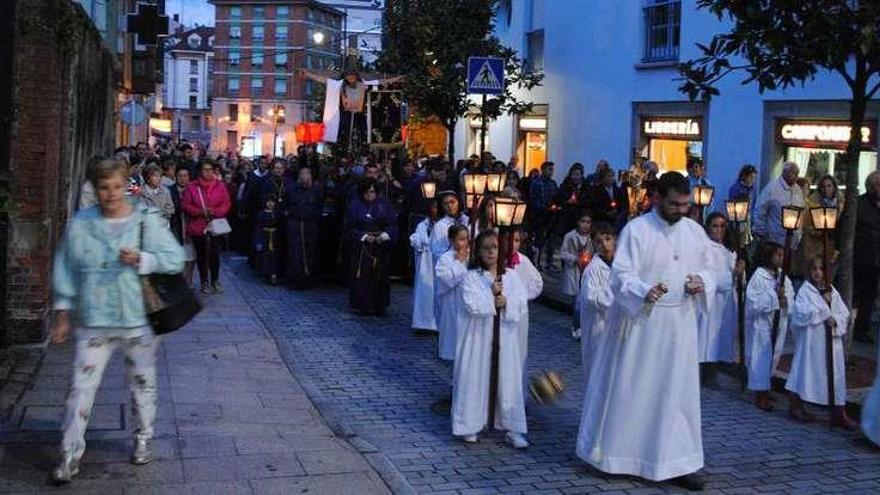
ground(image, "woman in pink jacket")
xmin=182 ymin=161 xmax=231 ymax=293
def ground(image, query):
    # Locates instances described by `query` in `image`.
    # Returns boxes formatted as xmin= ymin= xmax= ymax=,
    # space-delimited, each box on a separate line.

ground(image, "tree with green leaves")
xmin=679 ymin=0 xmax=880 ymax=307
xmin=380 ymin=0 xmax=543 ymax=160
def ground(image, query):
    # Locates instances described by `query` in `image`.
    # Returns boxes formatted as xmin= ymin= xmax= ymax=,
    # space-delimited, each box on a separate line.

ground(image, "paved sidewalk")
xmin=0 ymin=265 xmax=391 ymax=494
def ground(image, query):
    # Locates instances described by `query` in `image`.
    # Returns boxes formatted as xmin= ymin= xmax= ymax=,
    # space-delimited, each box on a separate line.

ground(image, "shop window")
xmin=526 ymin=30 xmax=544 ymax=73
xmin=226 ymin=130 xmax=239 ymax=151
xmin=784 ymin=148 xmax=877 ymax=195
xmin=251 ymin=104 xmax=262 ymax=122
xmin=643 ymin=0 xmax=681 ymax=62
xmin=229 ymin=103 xmax=239 ymax=122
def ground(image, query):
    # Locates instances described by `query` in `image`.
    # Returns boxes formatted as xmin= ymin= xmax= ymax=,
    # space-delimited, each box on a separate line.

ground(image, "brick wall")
xmin=0 ymin=0 xmax=116 ymax=346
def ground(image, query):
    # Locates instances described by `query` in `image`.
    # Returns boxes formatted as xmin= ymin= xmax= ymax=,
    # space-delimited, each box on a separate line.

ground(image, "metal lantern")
xmin=693 ymin=184 xmax=715 ymax=207
xmin=463 ymin=172 xmax=488 ymax=196
xmin=529 ymin=370 xmax=566 ymax=405
xmin=725 ymin=199 xmax=750 ymax=223
xmin=486 ymin=172 xmax=507 ymax=194
xmin=465 ymin=193 xmax=482 ymax=210
xmin=810 ymin=206 xmax=838 ymax=231
xmin=781 ymin=205 xmax=805 ymax=231
xmin=494 ymin=197 xmax=527 ymax=228
xmin=420 ymin=180 xmax=437 ymax=200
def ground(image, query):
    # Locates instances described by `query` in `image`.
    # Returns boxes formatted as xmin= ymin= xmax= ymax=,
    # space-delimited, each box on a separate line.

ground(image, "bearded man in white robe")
xmin=576 ymin=172 xmax=715 ymax=491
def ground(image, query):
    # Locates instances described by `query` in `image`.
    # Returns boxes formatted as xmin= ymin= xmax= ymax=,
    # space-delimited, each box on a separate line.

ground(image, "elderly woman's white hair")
xmin=781 ymin=161 xmax=800 ymax=174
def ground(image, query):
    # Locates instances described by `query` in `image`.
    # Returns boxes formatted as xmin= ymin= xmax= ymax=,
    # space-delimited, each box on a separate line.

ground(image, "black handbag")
xmin=140 ymin=216 xmax=202 ymax=335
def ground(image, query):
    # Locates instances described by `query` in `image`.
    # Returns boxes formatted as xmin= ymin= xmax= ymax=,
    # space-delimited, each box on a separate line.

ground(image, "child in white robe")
xmin=577 ymin=222 xmax=615 ymax=386
xmin=785 ymin=256 xmax=857 ymax=429
xmin=560 ymin=211 xmax=593 ymax=338
xmin=410 ymin=203 xmax=438 ymax=333
xmin=430 ymin=191 xmax=469 ymax=262
xmin=435 ymin=225 xmax=470 ymax=361
xmin=745 ymin=241 xmax=794 ymax=412
xmin=511 ymin=229 xmax=543 ymax=381
xmin=452 ymin=230 xmax=529 ymax=448
xmin=698 ymin=213 xmax=744 ymax=386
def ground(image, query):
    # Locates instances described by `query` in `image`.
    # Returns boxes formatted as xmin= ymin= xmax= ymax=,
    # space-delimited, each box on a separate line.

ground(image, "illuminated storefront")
xmin=774 ymin=119 xmax=877 ymax=193
xmin=515 ymin=105 xmax=549 ymax=176
xmin=639 ymin=116 xmax=703 ymax=174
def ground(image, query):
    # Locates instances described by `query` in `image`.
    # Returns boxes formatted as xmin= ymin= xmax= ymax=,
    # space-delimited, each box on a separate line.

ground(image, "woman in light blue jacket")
xmin=50 ymin=158 xmax=184 ymax=484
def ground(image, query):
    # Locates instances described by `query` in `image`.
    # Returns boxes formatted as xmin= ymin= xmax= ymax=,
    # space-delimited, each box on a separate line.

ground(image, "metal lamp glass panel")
xmin=464 ymin=172 xmax=488 ymax=196
xmin=809 ymin=206 xmax=838 ymax=231
xmin=781 ymin=205 xmax=805 ymax=230
xmin=693 ymin=185 xmax=715 ymax=206
xmin=725 ymin=199 xmax=750 ymax=223
xmin=494 ymin=197 xmax=527 ymax=227
xmin=420 ymin=180 xmax=437 ymax=200
xmin=486 ymin=172 xmax=507 ymax=193
xmin=465 ymin=193 xmax=482 ymax=210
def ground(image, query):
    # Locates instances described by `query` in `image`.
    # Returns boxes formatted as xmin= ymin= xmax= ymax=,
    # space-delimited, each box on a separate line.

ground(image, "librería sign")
xmin=643 ymin=118 xmax=701 ymax=137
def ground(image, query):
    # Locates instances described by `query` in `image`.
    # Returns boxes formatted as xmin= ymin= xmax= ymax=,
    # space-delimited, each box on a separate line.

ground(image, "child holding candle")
xmin=561 ymin=211 xmax=594 ymax=338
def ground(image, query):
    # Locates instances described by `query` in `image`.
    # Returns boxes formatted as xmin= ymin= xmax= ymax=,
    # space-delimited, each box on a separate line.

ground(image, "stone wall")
xmin=0 ymin=0 xmax=117 ymax=345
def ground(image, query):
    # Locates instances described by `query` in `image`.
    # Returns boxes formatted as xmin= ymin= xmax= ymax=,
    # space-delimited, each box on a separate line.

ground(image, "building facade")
xmin=322 ymin=0 xmax=384 ymax=65
xmin=163 ymin=26 xmax=215 ymax=146
xmin=209 ymin=0 xmax=343 ymax=157
xmin=465 ymin=0 xmax=879 ymax=197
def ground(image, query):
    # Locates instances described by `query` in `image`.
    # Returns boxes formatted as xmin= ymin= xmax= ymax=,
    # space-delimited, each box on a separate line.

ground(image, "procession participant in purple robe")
xmin=285 ymin=167 xmax=324 ymax=289
xmin=254 ymin=197 xmax=281 ymax=285
xmin=345 ymin=178 xmax=398 ymax=316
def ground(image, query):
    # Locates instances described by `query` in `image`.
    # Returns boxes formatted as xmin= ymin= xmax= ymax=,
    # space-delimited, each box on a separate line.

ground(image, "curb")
xmin=227 ymin=263 xmax=414 ymax=495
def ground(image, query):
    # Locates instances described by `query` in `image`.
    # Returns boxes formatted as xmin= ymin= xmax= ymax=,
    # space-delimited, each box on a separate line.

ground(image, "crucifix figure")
xmin=300 ymin=69 xmax=404 ymax=154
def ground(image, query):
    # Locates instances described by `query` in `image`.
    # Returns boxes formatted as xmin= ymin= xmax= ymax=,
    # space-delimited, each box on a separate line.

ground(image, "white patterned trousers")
xmin=60 ymin=328 xmax=158 ymax=460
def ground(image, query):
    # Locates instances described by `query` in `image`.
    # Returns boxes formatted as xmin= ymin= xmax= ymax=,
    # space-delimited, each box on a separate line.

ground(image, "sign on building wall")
xmin=776 ymin=120 xmax=877 ymax=150
xmin=642 ymin=117 xmax=702 ymax=139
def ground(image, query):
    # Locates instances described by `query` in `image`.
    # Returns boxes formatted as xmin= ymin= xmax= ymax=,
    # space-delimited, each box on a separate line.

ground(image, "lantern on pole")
xmin=463 ymin=172 xmax=489 ymax=241
xmin=486 ymin=197 xmax=530 ymax=425
xmin=486 ymin=172 xmax=507 ymax=194
xmin=810 ymin=205 xmax=839 ymax=427
xmin=420 ymin=180 xmax=437 ymax=201
xmin=692 ymin=184 xmax=715 ymax=224
xmin=726 ymin=198 xmax=751 ymax=390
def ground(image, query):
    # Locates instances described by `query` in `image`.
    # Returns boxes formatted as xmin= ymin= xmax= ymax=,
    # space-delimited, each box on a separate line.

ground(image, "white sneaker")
xmin=506 ymin=432 xmax=529 ymax=449
xmin=51 ymin=455 xmax=80 ymax=484
xmin=460 ymin=434 xmax=479 ymax=443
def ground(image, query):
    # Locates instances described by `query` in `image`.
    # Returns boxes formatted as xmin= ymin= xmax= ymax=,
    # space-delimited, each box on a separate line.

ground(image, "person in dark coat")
xmin=345 ymin=178 xmax=398 ymax=316
xmin=555 ymin=162 xmax=591 ymax=235
xmin=241 ymin=159 xmax=270 ymax=263
xmin=253 ymin=197 xmax=282 ymax=284
xmin=588 ymin=167 xmax=629 ymax=232
xmin=285 ymin=167 xmax=324 ymax=289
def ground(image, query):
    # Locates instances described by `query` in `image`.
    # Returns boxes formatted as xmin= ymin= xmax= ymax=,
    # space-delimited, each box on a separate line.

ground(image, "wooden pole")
xmin=737 ymin=257 xmax=746 ymax=391
xmin=823 ymin=230 xmax=836 ymax=427
xmin=480 ymin=93 xmax=487 ymax=157
xmin=488 ymin=227 xmax=507 ymax=428
xmin=770 ymin=228 xmax=792 ymax=381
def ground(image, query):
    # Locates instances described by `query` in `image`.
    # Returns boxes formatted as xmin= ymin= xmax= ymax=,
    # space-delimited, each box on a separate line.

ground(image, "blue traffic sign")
xmin=467 ymin=57 xmax=504 ymax=95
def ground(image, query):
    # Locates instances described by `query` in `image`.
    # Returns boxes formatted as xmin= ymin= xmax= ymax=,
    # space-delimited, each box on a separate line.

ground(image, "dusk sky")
xmin=167 ymin=0 xmax=215 ymax=27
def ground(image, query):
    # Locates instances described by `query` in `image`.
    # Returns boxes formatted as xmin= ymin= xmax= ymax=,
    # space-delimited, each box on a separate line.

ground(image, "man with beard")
xmin=576 ymin=172 xmax=715 ymax=491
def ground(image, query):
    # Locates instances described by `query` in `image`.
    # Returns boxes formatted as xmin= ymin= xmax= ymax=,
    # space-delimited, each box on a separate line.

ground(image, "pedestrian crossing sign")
xmin=467 ymin=57 xmax=505 ymax=95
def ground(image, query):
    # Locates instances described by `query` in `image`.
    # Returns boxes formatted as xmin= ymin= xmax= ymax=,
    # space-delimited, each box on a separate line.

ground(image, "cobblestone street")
xmin=231 ymin=259 xmax=880 ymax=494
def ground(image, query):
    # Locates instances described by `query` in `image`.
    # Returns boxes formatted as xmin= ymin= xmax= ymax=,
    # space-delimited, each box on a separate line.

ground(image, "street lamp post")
xmin=726 ymin=199 xmax=750 ymax=390
xmin=488 ymin=197 xmax=528 ymax=425
xmin=268 ymin=105 xmax=285 ymax=158
xmin=810 ymin=205 xmax=840 ymax=427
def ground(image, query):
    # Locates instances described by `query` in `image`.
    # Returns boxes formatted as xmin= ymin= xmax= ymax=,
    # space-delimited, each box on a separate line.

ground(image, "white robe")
xmin=697 ymin=242 xmax=738 ymax=363
xmin=410 ymin=219 xmax=437 ymax=331
xmin=435 ymin=250 xmax=468 ymax=361
xmin=429 ymin=214 xmax=469 ymax=262
xmin=745 ymin=267 xmax=794 ymax=391
xmin=578 ymin=255 xmax=614 ymax=385
xmin=560 ymin=230 xmax=593 ymax=296
xmin=785 ymin=283 xmax=849 ymax=406
xmin=513 ymin=252 xmax=543 ymax=370
xmin=452 ymin=269 xmax=528 ymax=436
xmin=576 ymin=211 xmax=716 ymax=482
xmin=862 ymin=338 xmax=880 ymax=445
